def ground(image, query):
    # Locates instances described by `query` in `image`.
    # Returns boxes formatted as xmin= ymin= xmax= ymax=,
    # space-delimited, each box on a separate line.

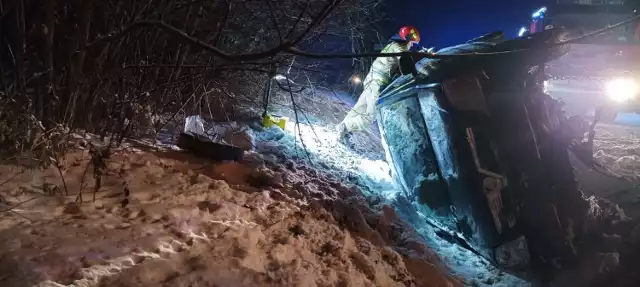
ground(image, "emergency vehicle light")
xmin=532 ymin=7 xmax=546 ymax=19
xmin=518 ymin=27 xmax=528 ymax=37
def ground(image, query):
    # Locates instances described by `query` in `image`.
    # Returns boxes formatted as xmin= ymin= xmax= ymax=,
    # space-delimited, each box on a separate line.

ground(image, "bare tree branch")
xmin=0 ymin=0 xmax=387 ymax=165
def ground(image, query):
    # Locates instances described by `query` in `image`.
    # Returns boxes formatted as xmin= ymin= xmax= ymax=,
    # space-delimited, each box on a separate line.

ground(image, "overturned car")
xmin=375 ymin=29 xmax=602 ymax=280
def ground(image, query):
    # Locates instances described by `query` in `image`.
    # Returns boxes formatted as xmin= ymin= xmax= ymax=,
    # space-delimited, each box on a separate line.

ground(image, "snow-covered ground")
xmin=222 ymin=88 xmax=528 ymax=286
xmin=592 ymin=123 xmax=640 ymax=180
xmin=3 ymin=85 xmax=640 ymax=286
xmin=251 ymin=90 xmax=640 ymax=286
xmin=0 ymin=133 xmax=459 ymax=287
xmin=251 ymin=119 xmax=528 ymax=287
xmin=576 ymin=122 xmax=640 ymax=221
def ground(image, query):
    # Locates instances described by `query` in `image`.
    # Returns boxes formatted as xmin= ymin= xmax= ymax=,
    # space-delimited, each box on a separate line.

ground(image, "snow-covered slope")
xmin=249 ymin=118 xmax=528 ymax=287
xmin=4 ymin=85 xmax=640 ymax=287
xmin=0 ymin=136 xmax=458 ymax=287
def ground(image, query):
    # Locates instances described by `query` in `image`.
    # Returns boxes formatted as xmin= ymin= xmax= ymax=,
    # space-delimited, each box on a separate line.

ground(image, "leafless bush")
xmin=0 ymin=0 xmax=384 ymax=165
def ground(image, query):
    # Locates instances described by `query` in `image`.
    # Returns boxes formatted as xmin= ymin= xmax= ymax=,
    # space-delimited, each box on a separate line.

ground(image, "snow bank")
xmin=246 ymin=119 xmax=528 ymax=286
xmin=0 ymin=146 xmax=454 ymax=287
xmin=592 ymin=126 xmax=640 ymax=179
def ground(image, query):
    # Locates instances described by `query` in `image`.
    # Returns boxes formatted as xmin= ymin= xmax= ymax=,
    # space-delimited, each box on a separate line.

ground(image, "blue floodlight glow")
xmin=518 ymin=27 xmax=528 ymax=37
xmin=532 ymin=7 xmax=546 ymax=19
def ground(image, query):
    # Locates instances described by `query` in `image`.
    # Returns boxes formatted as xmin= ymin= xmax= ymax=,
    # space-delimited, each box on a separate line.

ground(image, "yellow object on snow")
xmin=341 ymin=41 xmax=409 ymax=133
xmin=263 ymin=114 xmax=288 ymax=130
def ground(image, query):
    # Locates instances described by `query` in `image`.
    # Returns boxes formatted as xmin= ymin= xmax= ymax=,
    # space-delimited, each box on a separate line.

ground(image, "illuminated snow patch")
xmin=277 ymin=121 xmax=401 ymax=197
xmin=357 ymin=159 xmax=404 ymax=200
xmin=158 ymin=239 xmax=186 ymax=254
xmin=185 ymin=230 xmax=211 ymax=242
xmin=283 ymin=121 xmax=338 ymax=154
xmin=35 ymin=252 xmax=152 ymax=287
xmin=280 ymin=121 xmax=382 ymax=171
xmin=209 ymin=218 xmax=258 ymax=229
xmin=34 ymin=238 xmax=194 ymax=287
xmin=357 ymin=159 xmax=392 ymax=183
xmin=33 ymin=215 xmax=257 ymax=287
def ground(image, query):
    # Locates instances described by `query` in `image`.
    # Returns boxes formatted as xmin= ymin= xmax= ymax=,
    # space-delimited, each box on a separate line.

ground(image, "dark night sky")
xmin=384 ymin=0 xmax=547 ymax=47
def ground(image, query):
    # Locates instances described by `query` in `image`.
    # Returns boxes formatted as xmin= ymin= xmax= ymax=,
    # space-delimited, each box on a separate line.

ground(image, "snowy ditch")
xmin=40 ymin=205 xmax=261 ymax=287
xmin=179 ymin=112 xmax=640 ymax=286
xmin=116 ymin=112 xmax=529 ymax=285
xmin=246 ymin=120 xmax=529 ymax=286
xmin=29 ymin=116 xmax=640 ymax=286
xmin=36 ymin=230 xmax=213 ymax=287
xmin=69 ymin=113 xmax=640 ymax=286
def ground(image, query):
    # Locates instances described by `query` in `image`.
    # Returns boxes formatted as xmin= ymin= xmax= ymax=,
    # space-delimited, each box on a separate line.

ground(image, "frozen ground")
xmin=166 ymin=90 xmax=640 ymax=286
xmin=0 ymin=88 xmax=522 ymax=287
xmin=248 ymin=89 xmax=529 ymax=286
xmin=0 ymin=133 xmax=458 ymax=287
xmin=3 ymin=85 xmax=640 ymax=286
xmin=252 ymin=90 xmax=640 ymax=286
xmin=256 ymin=119 xmax=528 ymax=287
xmin=578 ymin=122 xmax=640 ymax=219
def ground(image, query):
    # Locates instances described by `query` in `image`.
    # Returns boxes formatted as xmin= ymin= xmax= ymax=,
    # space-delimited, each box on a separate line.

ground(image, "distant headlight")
xmin=606 ymin=78 xmax=638 ymax=103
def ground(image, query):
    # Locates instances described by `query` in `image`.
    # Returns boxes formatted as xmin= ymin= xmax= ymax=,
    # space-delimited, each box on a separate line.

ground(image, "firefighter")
xmin=337 ymin=26 xmax=421 ymax=144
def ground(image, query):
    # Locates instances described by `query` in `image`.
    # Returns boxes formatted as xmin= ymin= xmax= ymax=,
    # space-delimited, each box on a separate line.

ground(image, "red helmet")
xmin=399 ymin=26 xmax=420 ymax=43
